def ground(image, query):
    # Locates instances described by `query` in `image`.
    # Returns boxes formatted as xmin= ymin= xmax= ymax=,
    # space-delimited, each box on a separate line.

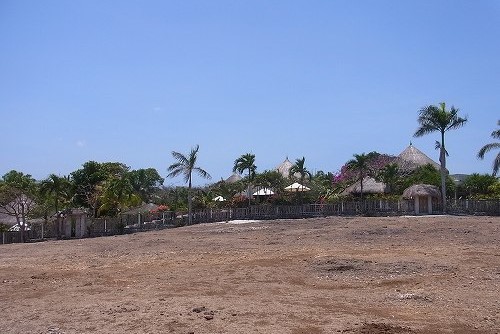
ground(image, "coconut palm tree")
xmin=40 ymin=174 xmax=72 ymax=238
xmin=40 ymin=174 xmax=71 ymax=214
xmin=414 ymin=102 xmax=468 ymax=211
xmin=233 ymin=153 xmax=257 ymax=207
xmin=347 ymin=153 xmax=370 ymax=200
xmin=477 ymin=120 xmax=500 ymax=176
xmin=289 ymin=157 xmax=311 ymax=183
xmin=167 ymin=145 xmax=211 ymax=225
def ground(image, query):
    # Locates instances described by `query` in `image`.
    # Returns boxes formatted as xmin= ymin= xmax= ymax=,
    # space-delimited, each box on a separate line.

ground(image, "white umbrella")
xmin=284 ymin=182 xmax=311 ymax=192
xmin=213 ymin=195 xmax=225 ymax=202
xmin=252 ymin=188 xmax=274 ymax=196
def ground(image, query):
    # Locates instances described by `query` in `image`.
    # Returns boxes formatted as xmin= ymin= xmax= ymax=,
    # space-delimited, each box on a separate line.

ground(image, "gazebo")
xmin=225 ymin=173 xmax=242 ymax=184
xmin=403 ymin=184 xmax=441 ymax=214
xmin=276 ymin=157 xmax=294 ymax=178
xmin=396 ymin=143 xmax=442 ymax=172
xmin=341 ymin=177 xmax=387 ymax=196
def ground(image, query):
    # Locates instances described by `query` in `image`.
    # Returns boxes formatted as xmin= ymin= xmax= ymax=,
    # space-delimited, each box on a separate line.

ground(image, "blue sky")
xmin=1 ymin=1 xmax=499 ymax=186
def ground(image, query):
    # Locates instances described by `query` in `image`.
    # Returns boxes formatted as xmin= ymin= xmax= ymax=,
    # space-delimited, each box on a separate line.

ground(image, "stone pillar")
xmin=414 ymin=197 xmax=420 ymax=215
xmin=428 ymin=196 xmax=433 ymax=214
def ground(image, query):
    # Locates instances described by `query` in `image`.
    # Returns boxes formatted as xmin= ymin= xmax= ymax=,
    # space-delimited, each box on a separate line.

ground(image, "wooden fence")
xmin=1 ymin=199 xmax=499 ymax=244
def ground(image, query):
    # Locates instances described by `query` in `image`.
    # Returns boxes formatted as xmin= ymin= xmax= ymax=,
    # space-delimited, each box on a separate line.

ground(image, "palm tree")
xmin=377 ymin=163 xmax=400 ymax=194
xmin=289 ymin=157 xmax=311 ymax=183
xmin=478 ymin=120 xmax=500 ymax=176
xmin=347 ymin=153 xmax=370 ymax=200
xmin=40 ymin=174 xmax=72 ymax=239
xmin=40 ymin=174 xmax=71 ymax=214
xmin=167 ymin=145 xmax=211 ymax=225
xmin=233 ymin=153 xmax=257 ymax=207
xmin=414 ymin=102 xmax=468 ymax=211
xmin=98 ymin=175 xmax=141 ymax=216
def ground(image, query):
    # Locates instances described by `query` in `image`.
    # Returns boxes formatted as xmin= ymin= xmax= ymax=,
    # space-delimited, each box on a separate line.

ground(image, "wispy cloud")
xmin=76 ymin=140 xmax=86 ymax=148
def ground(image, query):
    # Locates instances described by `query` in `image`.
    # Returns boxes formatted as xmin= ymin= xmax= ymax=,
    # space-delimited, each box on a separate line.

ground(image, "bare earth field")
xmin=1 ymin=215 xmax=499 ymax=334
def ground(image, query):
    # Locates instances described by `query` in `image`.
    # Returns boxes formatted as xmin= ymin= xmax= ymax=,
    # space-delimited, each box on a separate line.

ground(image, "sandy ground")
xmin=0 ymin=215 xmax=499 ymax=334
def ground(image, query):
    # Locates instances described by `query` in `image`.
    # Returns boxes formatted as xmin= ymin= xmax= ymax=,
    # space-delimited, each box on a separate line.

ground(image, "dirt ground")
xmin=1 ymin=215 xmax=499 ymax=334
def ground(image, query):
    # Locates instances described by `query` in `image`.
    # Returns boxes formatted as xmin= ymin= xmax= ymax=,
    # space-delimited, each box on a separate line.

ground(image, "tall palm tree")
xmin=40 ymin=174 xmax=71 ymax=214
xmin=289 ymin=157 xmax=311 ymax=183
xmin=347 ymin=153 xmax=370 ymax=200
xmin=478 ymin=120 xmax=500 ymax=176
xmin=167 ymin=145 xmax=211 ymax=225
xmin=414 ymin=102 xmax=468 ymax=211
xmin=233 ymin=153 xmax=257 ymax=207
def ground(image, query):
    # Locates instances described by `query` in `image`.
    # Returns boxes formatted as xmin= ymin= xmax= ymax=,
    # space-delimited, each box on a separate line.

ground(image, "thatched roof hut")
xmin=402 ymin=184 xmax=441 ymax=199
xmin=397 ymin=143 xmax=441 ymax=171
xmin=225 ymin=173 xmax=242 ymax=184
xmin=341 ymin=177 xmax=387 ymax=195
xmin=276 ymin=157 xmax=293 ymax=178
xmin=0 ymin=212 xmax=17 ymax=226
xmin=402 ymin=184 xmax=441 ymax=214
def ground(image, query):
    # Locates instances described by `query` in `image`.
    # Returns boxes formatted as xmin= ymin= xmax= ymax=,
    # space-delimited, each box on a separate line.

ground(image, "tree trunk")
xmin=188 ymin=176 xmax=193 ymax=225
xmin=440 ymin=131 xmax=447 ymax=212
xmin=247 ymin=170 xmax=251 ymax=207
xmin=20 ymin=202 xmax=26 ymax=243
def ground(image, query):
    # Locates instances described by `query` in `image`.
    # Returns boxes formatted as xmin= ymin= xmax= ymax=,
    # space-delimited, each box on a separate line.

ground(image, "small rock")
xmin=204 ymin=314 xmax=214 ymax=320
xmin=192 ymin=307 xmax=207 ymax=313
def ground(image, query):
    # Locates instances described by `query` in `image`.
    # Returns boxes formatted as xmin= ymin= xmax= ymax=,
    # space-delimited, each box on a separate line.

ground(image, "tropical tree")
xmin=289 ymin=157 xmax=311 ymax=183
xmin=463 ymin=173 xmax=498 ymax=198
xmin=167 ymin=145 xmax=211 ymax=225
xmin=414 ymin=102 xmax=467 ymax=211
xmin=40 ymin=174 xmax=72 ymax=214
xmin=71 ymin=161 xmax=108 ymax=217
xmin=98 ymin=175 xmax=141 ymax=216
xmin=128 ymin=168 xmax=164 ymax=203
xmin=477 ymin=120 xmax=500 ymax=176
xmin=39 ymin=174 xmax=72 ymax=238
xmin=233 ymin=153 xmax=257 ymax=206
xmin=0 ymin=170 xmax=38 ymax=242
xmin=346 ymin=153 xmax=371 ymax=200
xmin=376 ymin=163 xmax=400 ymax=194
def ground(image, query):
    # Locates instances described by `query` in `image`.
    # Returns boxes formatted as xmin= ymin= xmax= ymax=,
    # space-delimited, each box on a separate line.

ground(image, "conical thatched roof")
xmin=225 ymin=173 xmax=242 ymax=184
xmin=402 ymin=184 xmax=441 ymax=199
xmin=0 ymin=212 xmax=18 ymax=226
xmin=341 ymin=177 xmax=387 ymax=195
xmin=397 ymin=144 xmax=441 ymax=171
xmin=276 ymin=157 xmax=293 ymax=178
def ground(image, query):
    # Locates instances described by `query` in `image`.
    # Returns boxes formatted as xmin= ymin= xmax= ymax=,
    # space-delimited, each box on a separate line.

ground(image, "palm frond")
xmin=193 ymin=167 xmax=212 ymax=180
xmin=477 ymin=143 xmax=500 ymax=159
xmin=171 ymin=151 xmax=189 ymax=165
xmin=493 ymin=153 xmax=500 ymax=176
xmin=434 ymin=141 xmax=449 ymax=157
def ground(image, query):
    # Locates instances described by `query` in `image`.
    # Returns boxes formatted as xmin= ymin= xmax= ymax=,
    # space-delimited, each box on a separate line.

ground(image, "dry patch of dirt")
xmin=0 ymin=215 xmax=499 ymax=333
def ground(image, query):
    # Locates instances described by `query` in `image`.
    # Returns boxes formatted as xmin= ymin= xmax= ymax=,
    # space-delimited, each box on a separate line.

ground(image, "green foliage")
xmin=477 ymin=120 xmax=500 ymax=176
xmin=71 ymin=161 xmax=164 ymax=218
xmin=414 ymin=102 xmax=467 ymax=208
xmin=289 ymin=157 xmax=311 ymax=183
xmin=233 ymin=153 xmax=257 ymax=206
xmin=0 ymin=170 xmax=39 ymax=242
xmin=463 ymin=173 xmax=499 ymax=198
xmin=128 ymin=168 xmax=164 ymax=203
xmin=346 ymin=153 xmax=371 ymax=199
xmin=167 ymin=145 xmax=211 ymax=224
xmin=39 ymin=174 xmax=72 ymax=214
xmin=254 ymin=170 xmax=286 ymax=194
xmin=376 ymin=163 xmax=400 ymax=194
xmin=399 ymin=164 xmax=455 ymax=195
